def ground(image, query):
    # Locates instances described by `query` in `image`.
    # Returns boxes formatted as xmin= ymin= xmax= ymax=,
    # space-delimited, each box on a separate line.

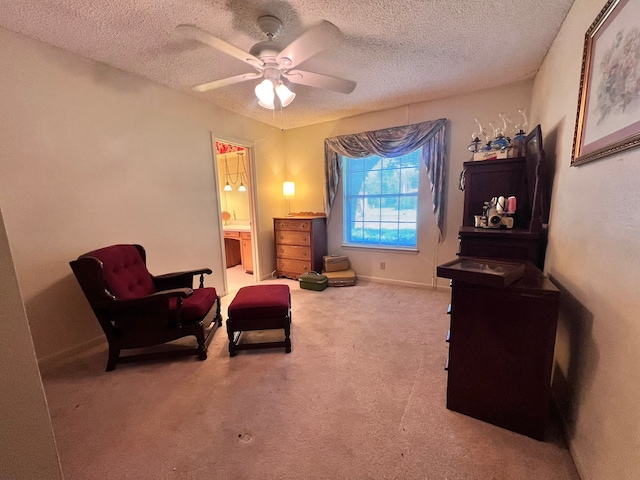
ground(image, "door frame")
xmin=211 ymin=134 xmax=259 ymax=296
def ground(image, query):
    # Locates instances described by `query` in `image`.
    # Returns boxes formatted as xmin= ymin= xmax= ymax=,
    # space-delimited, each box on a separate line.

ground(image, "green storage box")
xmin=299 ymin=271 xmax=328 ymax=291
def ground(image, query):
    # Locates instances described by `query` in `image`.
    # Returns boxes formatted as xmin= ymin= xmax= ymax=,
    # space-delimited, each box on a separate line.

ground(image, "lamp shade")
xmin=275 ymin=83 xmax=296 ymax=107
xmin=255 ymin=79 xmax=275 ymax=109
xmin=283 ymin=181 xmax=295 ymax=200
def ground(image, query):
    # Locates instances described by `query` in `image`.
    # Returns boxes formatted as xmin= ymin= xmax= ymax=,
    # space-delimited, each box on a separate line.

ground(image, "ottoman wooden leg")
xmin=227 ymin=321 xmax=237 ymax=357
xmin=284 ymin=319 xmax=292 ymax=353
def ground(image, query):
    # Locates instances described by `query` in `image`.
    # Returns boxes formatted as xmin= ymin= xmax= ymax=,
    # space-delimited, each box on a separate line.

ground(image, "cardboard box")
xmin=473 ymin=150 xmax=509 ymax=161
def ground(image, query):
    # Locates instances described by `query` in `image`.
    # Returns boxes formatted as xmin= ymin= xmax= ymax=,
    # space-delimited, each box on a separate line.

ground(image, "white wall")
xmin=283 ymin=80 xmax=533 ymax=287
xmin=0 ymin=26 xmax=283 ymax=362
xmin=0 ymin=208 xmax=63 ymax=479
xmin=530 ymin=0 xmax=640 ymax=478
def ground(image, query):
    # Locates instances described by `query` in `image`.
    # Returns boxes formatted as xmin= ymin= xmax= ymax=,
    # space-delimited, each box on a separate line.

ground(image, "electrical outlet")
xmin=380 ymin=261 xmax=385 ymax=270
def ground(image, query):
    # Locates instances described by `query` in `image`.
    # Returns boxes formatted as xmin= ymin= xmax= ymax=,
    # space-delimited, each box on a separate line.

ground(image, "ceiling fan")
xmin=176 ymin=16 xmax=356 ymax=109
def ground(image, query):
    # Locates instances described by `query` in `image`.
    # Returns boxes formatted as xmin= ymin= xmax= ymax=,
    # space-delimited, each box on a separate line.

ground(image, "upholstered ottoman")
xmin=226 ymin=284 xmax=291 ymax=357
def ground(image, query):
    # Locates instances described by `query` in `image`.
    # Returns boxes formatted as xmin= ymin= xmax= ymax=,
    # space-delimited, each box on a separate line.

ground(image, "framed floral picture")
xmin=572 ymin=0 xmax=640 ymax=166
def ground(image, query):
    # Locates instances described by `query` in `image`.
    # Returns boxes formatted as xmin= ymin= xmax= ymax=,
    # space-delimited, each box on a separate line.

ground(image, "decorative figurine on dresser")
xmin=274 ymin=214 xmax=327 ymax=279
xmin=459 ymin=124 xmax=550 ymax=270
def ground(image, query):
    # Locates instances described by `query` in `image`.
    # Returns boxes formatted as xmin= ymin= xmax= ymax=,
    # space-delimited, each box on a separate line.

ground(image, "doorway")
xmin=214 ymin=139 xmax=257 ymax=294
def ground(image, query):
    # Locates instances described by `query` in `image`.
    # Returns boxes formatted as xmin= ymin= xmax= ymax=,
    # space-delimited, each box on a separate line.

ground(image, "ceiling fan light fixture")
xmin=258 ymin=99 xmax=275 ymax=109
xmin=181 ymin=19 xmax=356 ymax=111
xmin=255 ymin=79 xmax=275 ymax=109
xmin=275 ymin=83 xmax=295 ymax=107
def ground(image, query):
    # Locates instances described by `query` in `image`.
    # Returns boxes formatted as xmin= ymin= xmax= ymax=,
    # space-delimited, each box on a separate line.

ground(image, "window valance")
xmin=324 ymin=118 xmax=447 ymax=241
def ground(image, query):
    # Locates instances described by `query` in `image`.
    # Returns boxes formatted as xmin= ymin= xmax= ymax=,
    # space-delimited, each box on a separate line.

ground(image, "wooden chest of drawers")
xmin=274 ymin=216 xmax=327 ymax=279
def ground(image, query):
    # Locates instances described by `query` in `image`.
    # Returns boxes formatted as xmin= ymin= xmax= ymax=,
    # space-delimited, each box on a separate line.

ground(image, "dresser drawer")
xmin=276 ymin=230 xmax=311 ymax=246
xmin=276 ymin=258 xmax=311 ymax=276
xmin=277 ymin=244 xmax=311 ymax=261
xmin=224 ymin=231 xmax=240 ymax=239
xmin=275 ymin=219 xmax=311 ymax=232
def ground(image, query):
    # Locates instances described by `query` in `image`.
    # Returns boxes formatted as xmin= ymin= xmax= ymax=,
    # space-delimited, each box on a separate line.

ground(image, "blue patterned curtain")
xmin=324 ymin=118 xmax=447 ymax=241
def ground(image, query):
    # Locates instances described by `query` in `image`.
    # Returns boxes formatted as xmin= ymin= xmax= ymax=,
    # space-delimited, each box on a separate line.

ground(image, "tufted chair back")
xmin=70 ymin=243 xmax=222 ymax=371
xmin=85 ymin=244 xmax=157 ymax=299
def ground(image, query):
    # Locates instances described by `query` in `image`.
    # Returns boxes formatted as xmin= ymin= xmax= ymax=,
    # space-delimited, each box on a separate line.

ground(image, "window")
xmin=342 ymin=149 xmax=421 ymax=248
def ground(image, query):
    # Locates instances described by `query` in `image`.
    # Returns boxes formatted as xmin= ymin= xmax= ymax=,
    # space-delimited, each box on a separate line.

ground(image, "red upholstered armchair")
xmin=70 ymin=244 xmax=222 ymax=371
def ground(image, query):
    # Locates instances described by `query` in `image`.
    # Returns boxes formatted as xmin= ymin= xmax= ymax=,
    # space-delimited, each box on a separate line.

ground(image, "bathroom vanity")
xmin=223 ymin=224 xmax=252 ymax=273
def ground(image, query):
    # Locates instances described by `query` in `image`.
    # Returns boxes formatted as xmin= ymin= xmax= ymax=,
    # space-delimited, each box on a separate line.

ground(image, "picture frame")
xmin=571 ymin=0 xmax=640 ymax=166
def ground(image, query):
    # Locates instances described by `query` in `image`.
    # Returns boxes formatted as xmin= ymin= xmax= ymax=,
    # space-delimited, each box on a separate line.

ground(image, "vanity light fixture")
xmin=237 ymin=152 xmax=248 ymax=192
xmin=223 ymin=155 xmax=234 ymax=191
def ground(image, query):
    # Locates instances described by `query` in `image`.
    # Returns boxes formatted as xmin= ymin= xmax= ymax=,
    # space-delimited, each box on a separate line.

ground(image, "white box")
xmin=473 ymin=150 xmax=509 ymax=161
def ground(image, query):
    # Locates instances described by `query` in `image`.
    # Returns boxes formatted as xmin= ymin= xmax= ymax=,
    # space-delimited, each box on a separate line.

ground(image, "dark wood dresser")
xmin=459 ymin=125 xmax=550 ymax=270
xmin=462 ymin=157 xmax=532 ymax=229
xmin=438 ymin=258 xmax=560 ymax=440
xmin=274 ymin=216 xmax=327 ymax=279
xmin=458 ymin=226 xmax=547 ymax=269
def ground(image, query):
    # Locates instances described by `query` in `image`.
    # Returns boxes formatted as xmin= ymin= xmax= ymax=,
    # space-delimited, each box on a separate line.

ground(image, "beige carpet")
xmin=226 ymin=264 xmax=255 ymax=293
xmin=41 ymin=279 xmax=580 ymax=480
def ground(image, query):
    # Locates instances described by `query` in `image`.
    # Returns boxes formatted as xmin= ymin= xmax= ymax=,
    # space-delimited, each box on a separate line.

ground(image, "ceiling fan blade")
xmin=276 ymin=21 xmax=342 ymax=69
xmin=176 ymin=24 xmax=264 ymax=68
xmin=192 ymin=72 xmax=263 ymax=92
xmin=283 ymin=70 xmax=356 ymax=94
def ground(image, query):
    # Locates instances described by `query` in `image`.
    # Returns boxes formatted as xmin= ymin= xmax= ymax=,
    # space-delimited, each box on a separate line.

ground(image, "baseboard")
xmin=37 ymin=335 xmax=105 ymax=373
xmin=550 ymin=393 xmax=587 ymax=479
xmin=358 ymin=274 xmax=449 ymax=291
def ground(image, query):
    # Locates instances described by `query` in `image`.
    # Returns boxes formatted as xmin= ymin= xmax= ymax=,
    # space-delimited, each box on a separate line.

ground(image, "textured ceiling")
xmin=0 ymin=0 xmax=575 ymax=130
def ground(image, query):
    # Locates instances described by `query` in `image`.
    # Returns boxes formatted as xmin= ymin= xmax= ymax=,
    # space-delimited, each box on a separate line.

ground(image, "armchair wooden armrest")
xmin=111 ymin=288 xmax=193 ymax=307
xmin=154 ymin=269 xmax=213 ymax=290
